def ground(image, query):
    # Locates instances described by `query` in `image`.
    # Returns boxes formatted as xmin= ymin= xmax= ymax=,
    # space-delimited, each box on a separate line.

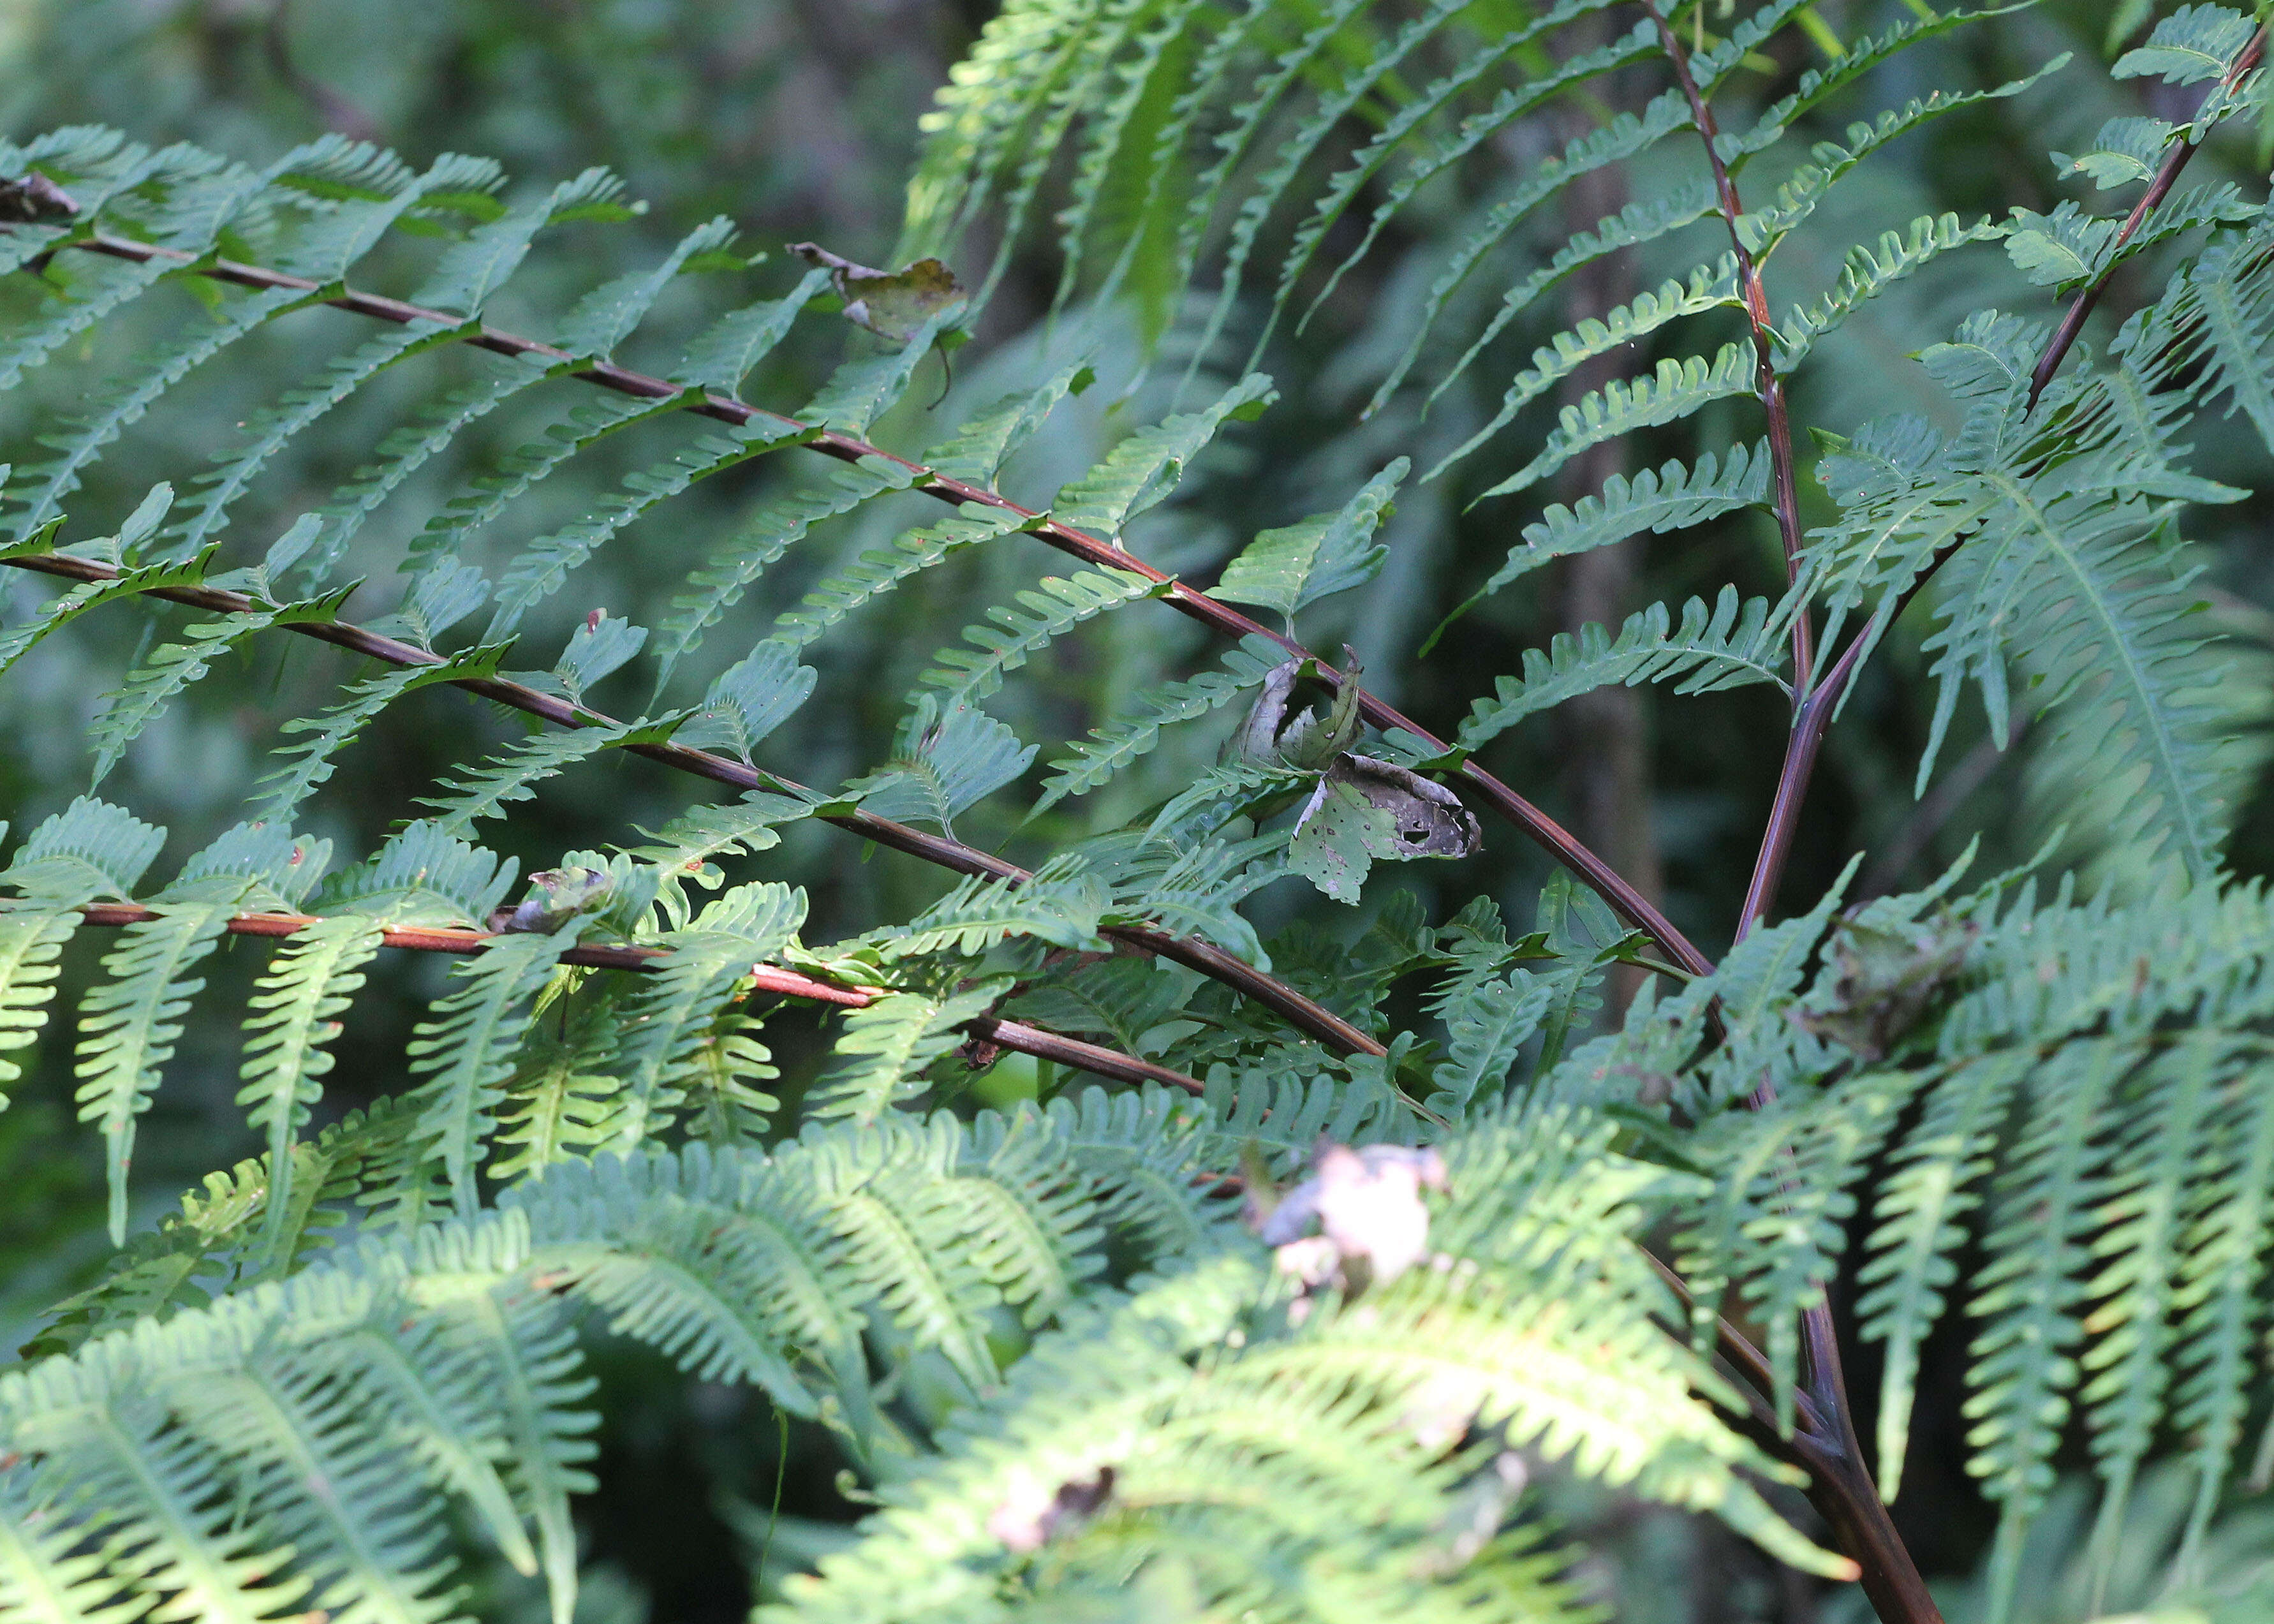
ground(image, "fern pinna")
xmin=0 ymin=2 xmax=2272 ymax=1620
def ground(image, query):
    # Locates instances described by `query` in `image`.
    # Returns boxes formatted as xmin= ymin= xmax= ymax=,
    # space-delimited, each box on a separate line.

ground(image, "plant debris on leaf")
xmin=1794 ymin=912 xmax=1977 ymax=1061
xmin=0 ymin=172 xmax=77 ymax=223
xmin=1236 ymin=650 xmax=1479 ymax=901
xmin=1251 ymin=1141 xmax=1449 ymax=1305
xmin=788 ymin=241 xmax=966 ymax=343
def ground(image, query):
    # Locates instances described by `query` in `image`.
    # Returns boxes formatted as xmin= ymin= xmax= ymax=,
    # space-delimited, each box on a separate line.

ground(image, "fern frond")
xmin=2170 ymin=1047 xmax=2274 ymax=1565
xmin=0 ymin=149 xmax=241 ymax=392
xmin=1856 ymin=1051 xmax=2027 ymax=1503
xmin=672 ymin=266 xmax=831 ymax=397
xmin=1426 ymin=970 xmax=1551 ymax=1119
xmin=798 ymin=305 xmax=964 ymax=436
xmin=1185 ymin=0 xmax=1488 ymax=377
xmin=2 ymin=284 xmax=306 ymax=545
xmin=0 ymin=534 xmax=212 ymax=679
xmin=1745 ymin=68 xmax=2067 ymax=264
xmin=607 ymin=882 xmax=804 ymax=1148
xmin=84 ymin=586 xmax=355 ymax=785
xmin=924 ymin=355 xmax=1097 ymax=491
xmin=401 ymin=389 xmax=693 ymax=577
xmin=1460 ymin=443 xmax=1769 ymax=621
xmin=768 ymin=505 xmax=1035 ymax=651
xmin=456 ymin=1287 xmax=594 ymax=1623
xmin=487 ymin=418 xmax=808 ymax=636
xmin=251 ymin=642 xmax=510 ymax=821
xmin=1214 ymin=458 xmax=1403 ymax=628
xmin=1283 ymin=1 xmax=1652 ymax=336
xmin=2076 ymin=1035 xmax=2233 ymax=1586
xmin=2112 ymin=3 xmax=2261 ymax=86
xmin=1045 ymin=0 xmax=1210 ymax=321
xmin=1967 ymin=1038 xmax=2131 ymax=1616
xmin=77 ymin=823 xmax=322 ymax=1243
xmin=0 ymin=798 xmax=165 ymax=1095
xmin=804 ymin=988 xmax=1002 ymax=1125
xmin=1049 ymin=373 xmax=1274 ymax=541
xmin=846 ymin=697 xmax=1037 ymax=832
xmin=1465 ymin=343 xmax=1754 ymax=501
xmin=491 ymin=975 xmax=627 ymax=1181
xmin=237 ymin=915 xmax=386 ymax=1267
xmin=1774 ymin=212 xmax=2007 ymax=367
xmin=880 ymin=861 xmax=1108 ymax=962
xmin=917 ymin=566 xmax=1165 ymax=711
xmin=402 ymin=927 xmax=588 ymax=1212
xmin=1033 ymin=635 xmax=1283 ymax=815
xmin=1378 ymin=181 xmax=1719 ymax=423
xmin=1456 ymin=587 xmax=1789 ymax=753
xmin=1431 ymin=261 xmax=1742 ymax=478
xmin=554 ymin=216 xmax=741 ymax=360
xmin=651 ymin=454 xmax=919 ymax=686
xmin=1361 ymin=0 xmax=1813 ymax=418
xmin=2117 ymin=225 xmax=2274 ymax=457
xmin=415 ymin=721 xmax=642 ymax=836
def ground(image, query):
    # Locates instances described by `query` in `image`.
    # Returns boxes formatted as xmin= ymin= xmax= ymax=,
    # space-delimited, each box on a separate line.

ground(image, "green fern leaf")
xmin=1283 ymin=1 xmax=1651 ymax=336
xmin=1050 ymin=373 xmax=1274 ymax=540
xmin=672 ymin=266 xmax=831 ymax=397
xmin=492 ymin=976 xmax=627 ymax=1182
xmin=1468 ymin=343 xmax=1754 ymax=501
xmin=0 ymin=798 xmax=165 ymax=1095
xmin=767 ymin=506 xmax=1035 ymax=651
xmin=1968 ymin=1039 xmax=2132 ymax=1620
xmin=1215 ymin=458 xmax=1403 ymax=626
xmin=804 ymin=989 xmax=1000 ymax=1125
xmin=1033 ymin=635 xmax=1283 ymax=815
xmin=1187 ymin=0 xmax=1479 ymax=376
xmin=85 ymin=586 xmax=354 ymax=786
xmin=799 ymin=304 xmax=964 ymax=436
xmin=917 ymin=567 xmax=1165 ymax=711
xmin=846 ymin=698 xmax=1036 ymax=832
xmin=555 ymin=216 xmax=740 ymax=359
xmin=879 ymin=861 xmax=1107 ymax=962
xmin=1428 ymin=970 xmax=1551 ymax=1118
xmin=403 ymin=927 xmax=589 ymax=1212
xmin=607 ymin=882 xmax=804 ymax=1147
xmin=1775 ymin=212 xmax=2007 ymax=367
xmin=76 ymin=823 xmax=323 ymax=1243
xmin=416 ymin=722 xmax=649 ymax=837
xmin=2112 ymin=3 xmax=2259 ymax=85
xmin=1456 ymin=587 xmax=1790 ymax=753
xmin=401 ymin=388 xmax=691 ymax=577
xmin=486 ymin=419 xmax=808 ymax=636
xmin=651 ymin=454 xmax=917 ymax=686
xmin=1857 ymin=1051 xmax=2027 ymax=1503
xmin=924 ymin=355 xmax=1097 ymax=491
xmin=237 ymin=915 xmax=387 ymax=1271
xmin=1435 ymin=263 xmax=1741 ymax=478
xmin=251 ymin=642 xmax=511 ymax=823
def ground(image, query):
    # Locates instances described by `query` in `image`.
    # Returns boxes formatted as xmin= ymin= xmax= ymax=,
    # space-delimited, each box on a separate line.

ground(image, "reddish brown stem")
xmin=2028 ymin=26 xmax=2268 ymax=411
xmin=52 ymin=228 xmax=1706 ymax=982
xmin=1635 ymin=0 xmax=1813 ymax=695
xmin=8 ymin=547 xmax=1377 ymax=1058
xmin=1631 ymin=10 xmax=1942 ymax=1616
xmin=73 ymin=901 xmax=1205 ymax=1095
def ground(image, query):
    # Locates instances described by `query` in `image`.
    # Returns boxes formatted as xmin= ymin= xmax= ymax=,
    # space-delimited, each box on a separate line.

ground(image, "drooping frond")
xmin=76 ymin=823 xmax=324 ymax=1241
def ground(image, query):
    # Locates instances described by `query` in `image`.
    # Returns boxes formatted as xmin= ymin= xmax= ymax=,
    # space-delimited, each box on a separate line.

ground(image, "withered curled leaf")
xmin=788 ymin=242 xmax=966 ymax=344
xmin=1794 ymin=912 xmax=1977 ymax=1061
xmin=0 ymin=172 xmax=77 ymax=224
xmin=1336 ymin=753 xmax=1480 ymax=859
